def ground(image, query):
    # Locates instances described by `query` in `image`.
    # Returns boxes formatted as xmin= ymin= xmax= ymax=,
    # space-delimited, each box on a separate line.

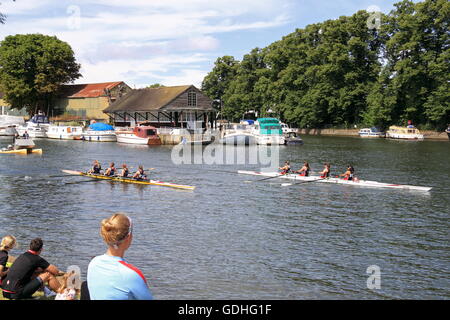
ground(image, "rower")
xmin=120 ymin=164 xmax=129 ymax=177
xmin=22 ymin=131 xmax=30 ymax=139
xmin=279 ymin=161 xmax=291 ymax=175
xmin=88 ymin=160 xmax=102 ymax=174
xmin=104 ymin=162 xmax=116 ymax=177
xmin=319 ymin=163 xmax=331 ymax=178
xmin=132 ymin=165 xmax=147 ymax=180
xmin=295 ymin=161 xmax=310 ymax=176
xmin=339 ymin=165 xmax=354 ymax=181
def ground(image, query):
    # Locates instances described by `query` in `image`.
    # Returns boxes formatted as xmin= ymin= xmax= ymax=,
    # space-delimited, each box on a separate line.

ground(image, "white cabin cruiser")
xmin=219 ymin=123 xmax=257 ymax=145
xmin=16 ymin=113 xmax=51 ymax=138
xmin=46 ymin=125 xmax=83 ymax=140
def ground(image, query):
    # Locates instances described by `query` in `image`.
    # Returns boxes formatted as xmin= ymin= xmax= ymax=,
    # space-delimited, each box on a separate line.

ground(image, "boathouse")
xmin=103 ymin=85 xmax=215 ymax=131
xmin=53 ymin=81 xmax=132 ymax=121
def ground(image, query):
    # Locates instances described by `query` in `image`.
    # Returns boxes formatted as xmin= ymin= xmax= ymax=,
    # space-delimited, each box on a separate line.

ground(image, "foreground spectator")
xmin=0 ymin=238 xmax=61 ymax=299
xmin=0 ymin=235 xmax=17 ymax=284
xmin=87 ymin=213 xmax=153 ymax=300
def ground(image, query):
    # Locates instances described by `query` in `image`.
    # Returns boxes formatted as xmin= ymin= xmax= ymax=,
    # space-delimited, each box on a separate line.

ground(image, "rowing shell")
xmin=62 ymin=170 xmax=195 ymax=190
xmin=238 ymin=170 xmax=432 ymax=192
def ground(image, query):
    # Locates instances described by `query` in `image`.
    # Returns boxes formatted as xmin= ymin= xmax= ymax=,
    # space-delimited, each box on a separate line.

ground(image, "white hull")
xmin=220 ymin=133 xmax=257 ymax=145
xmin=116 ymin=133 xmax=149 ymax=145
xmin=386 ymin=133 xmax=424 ymax=140
xmin=81 ymin=131 xmax=117 ymax=142
xmin=255 ymin=135 xmax=285 ymax=145
xmin=359 ymin=133 xmax=385 ymax=138
xmin=16 ymin=126 xmax=48 ymax=138
xmin=237 ymin=170 xmax=432 ymax=192
xmin=46 ymin=133 xmax=80 ymax=140
xmin=46 ymin=126 xmax=83 ymax=140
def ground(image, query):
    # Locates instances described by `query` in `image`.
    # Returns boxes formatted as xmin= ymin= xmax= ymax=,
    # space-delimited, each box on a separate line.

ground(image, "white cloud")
xmin=0 ymin=0 xmax=293 ymax=86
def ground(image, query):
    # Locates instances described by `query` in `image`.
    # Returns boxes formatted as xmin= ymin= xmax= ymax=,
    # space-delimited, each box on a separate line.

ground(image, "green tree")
xmin=147 ymin=83 xmax=165 ymax=88
xmin=366 ymin=0 xmax=450 ymax=129
xmin=201 ymin=56 xmax=239 ymax=112
xmin=0 ymin=34 xmax=81 ymax=115
xmin=222 ymin=48 xmax=267 ymax=121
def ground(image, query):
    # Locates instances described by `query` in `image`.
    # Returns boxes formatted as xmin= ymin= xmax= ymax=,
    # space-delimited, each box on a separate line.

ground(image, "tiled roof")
xmin=104 ymin=85 xmax=213 ymax=112
xmin=60 ymin=81 xmax=124 ymax=98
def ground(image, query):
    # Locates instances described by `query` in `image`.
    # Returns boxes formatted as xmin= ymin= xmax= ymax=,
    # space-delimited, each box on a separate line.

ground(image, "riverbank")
xmin=296 ymin=128 xmax=449 ymax=140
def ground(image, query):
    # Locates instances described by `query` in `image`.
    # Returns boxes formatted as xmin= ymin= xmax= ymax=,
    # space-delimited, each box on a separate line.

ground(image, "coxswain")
xmin=120 ymin=164 xmax=129 ymax=177
xmin=104 ymin=162 xmax=116 ymax=176
xmin=339 ymin=165 xmax=355 ymax=181
xmin=88 ymin=160 xmax=102 ymax=174
xmin=295 ymin=161 xmax=310 ymax=176
xmin=319 ymin=163 xmax=331 ymax=178
xmin=279 ymin=161 xmax=291 ymax=175
xmin=132 ymin=165 xmax=147 ymax=180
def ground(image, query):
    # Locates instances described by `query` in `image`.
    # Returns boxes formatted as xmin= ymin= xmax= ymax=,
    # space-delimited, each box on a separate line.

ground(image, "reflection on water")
xmin=0 ymin=136 xmax=449 ymax=299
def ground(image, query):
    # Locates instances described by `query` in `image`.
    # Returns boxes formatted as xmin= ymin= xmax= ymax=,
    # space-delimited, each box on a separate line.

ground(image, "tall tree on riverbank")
xmin=202 ymin=0 xmax=449 ymax=130
xmin=0 ymin=34 xmax=81 ymax=115
xmin=201 ymin=56 xmax=239 ymax=113
xmin=364 ymin=0 xmax=450 ymax=130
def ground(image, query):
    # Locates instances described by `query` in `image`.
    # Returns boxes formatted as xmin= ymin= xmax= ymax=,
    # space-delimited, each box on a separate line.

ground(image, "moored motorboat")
xmin=359 ymin=127 xmax=385 ymax=138
xmin=16 ymin=112 xmax=51 ymax=138
xmin=251 ymin=118 xmax=285 ymax=145
xmin=219 ymin=123 xmax=257 ymax=145
xmin=284 ymin=132 xmax=304 ymax=145
xmin=47 ymin=125 xmax=83 ymax=140
xmin=386 ymin=125 xmax=424 ymax=140
xmin=116 ymin=123 xmax=161 ymax=145
xmin=81 ymin=122 xmax=117 ymax=142
xmin=237 ymin=170 xmax=432 ymax=192
xmin=61 ymin=170 xmax=195 ymax=190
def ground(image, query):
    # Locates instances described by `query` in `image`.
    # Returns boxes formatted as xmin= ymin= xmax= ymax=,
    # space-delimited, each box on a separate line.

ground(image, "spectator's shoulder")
xmin=118 ymin=260 xmax=147 ymax=284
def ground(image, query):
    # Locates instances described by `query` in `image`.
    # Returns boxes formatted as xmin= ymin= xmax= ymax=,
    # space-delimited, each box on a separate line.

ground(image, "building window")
xmin=188 ymin=91 xmax=197 ymax=107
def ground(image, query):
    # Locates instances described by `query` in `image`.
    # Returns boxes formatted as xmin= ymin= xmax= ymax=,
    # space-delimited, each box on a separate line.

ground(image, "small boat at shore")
xmin=62 ymin=170 xmax=195 ymax=190
xmin=446 ymin=126 xmax=450 ymax=140
xmin=359 ymin=127 xmax=385 ymax=138
xmin=237 ymin=170 xmax=432 ymax=192
xmin=284 ymin=132 xmax=304 ymax=145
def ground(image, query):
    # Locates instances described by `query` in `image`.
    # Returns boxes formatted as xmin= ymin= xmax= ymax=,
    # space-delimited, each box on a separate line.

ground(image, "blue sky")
xmin=0 ymin=0 xmax=411 ymax=88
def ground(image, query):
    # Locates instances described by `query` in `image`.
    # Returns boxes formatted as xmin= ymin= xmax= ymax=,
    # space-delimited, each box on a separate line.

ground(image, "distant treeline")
xmin=201 ymin=0 xmax=449 ymax=130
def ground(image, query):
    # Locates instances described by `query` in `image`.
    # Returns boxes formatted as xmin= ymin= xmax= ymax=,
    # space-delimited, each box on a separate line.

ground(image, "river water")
xmin=0 ymin=136 xmax=449 ymax=299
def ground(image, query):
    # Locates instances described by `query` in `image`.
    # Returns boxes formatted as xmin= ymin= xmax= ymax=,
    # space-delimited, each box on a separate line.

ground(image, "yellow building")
xmin=54 ymin=81 xmax=131 ymax=121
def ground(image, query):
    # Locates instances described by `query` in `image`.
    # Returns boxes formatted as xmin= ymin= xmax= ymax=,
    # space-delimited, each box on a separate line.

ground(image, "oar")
xmin=281 ymin=177 xmax=326 ymax=187
xmin=244 ymin=173 xmax=287 ymax=183
xmin=64 ymin=179 xmax=100 ymax=185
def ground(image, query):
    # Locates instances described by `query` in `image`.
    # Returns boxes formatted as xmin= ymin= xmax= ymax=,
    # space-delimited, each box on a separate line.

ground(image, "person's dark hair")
xmin=30 ymin=238 xmax=43 ymax=252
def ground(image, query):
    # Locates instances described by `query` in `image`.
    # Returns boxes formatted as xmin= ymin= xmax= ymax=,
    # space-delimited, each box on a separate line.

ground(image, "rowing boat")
xmin=62 ymin=170 xmax=195 ymax=190
xmin=238 ymin=170 xmax=432 ymax=192
xmin=0 ymin=148 xmax=42 ymax=155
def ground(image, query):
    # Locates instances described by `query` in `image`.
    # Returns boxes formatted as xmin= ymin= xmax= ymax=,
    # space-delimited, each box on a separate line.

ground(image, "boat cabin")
xmin=134 ymin=122 xmax=161 ymax=145
xmin=30 ymin=114 xmax=50 ymax=125
xmin=255 ymin=118 xmax=283 ymax=135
